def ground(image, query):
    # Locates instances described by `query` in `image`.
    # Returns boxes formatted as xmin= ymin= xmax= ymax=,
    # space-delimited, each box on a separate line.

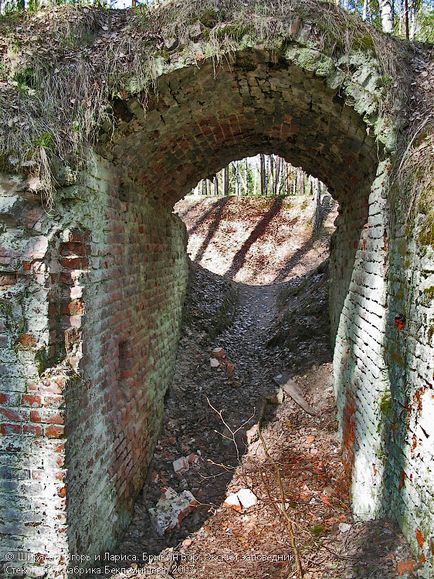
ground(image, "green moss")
xmin=310 ymin=524 xmax=325 ymax=537
xmin=397 ymin=238 xmax=407 ymax=256
xmin=0 ymin=299 xmax=19 ymax=332
xmin=352 ymin=33 xmax=375 ymax=51
xmin=35 ymin=348 xmax=48 ymax=375
xmin=417 ymin=185 xmax=433 ymax=215
xmin=423 ymin=286 xmax=434 ymax=301
xmin=198 ymin=8 xmax=219 ymax=28
xmin=417 ymin=210 xmax=434 ymax=248
xmin=379 ymin=392 xmax=392 ymax=417
xmin=375 ymin=447 xmax=385 ymax=460
xmin=377 ymin=392 xmax=394 ymax=434
xmin=296 ymin=48 xmax=320 ymax=71
xmin=214 ymin=23 xmax=253 ymax=41
xmin=314 ymin=56 xmax=335 ymax=77
xmin=159 ymin=48 xmax=172 ymax=62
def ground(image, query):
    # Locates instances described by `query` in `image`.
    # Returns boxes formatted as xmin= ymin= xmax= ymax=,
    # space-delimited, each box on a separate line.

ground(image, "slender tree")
xmin=260 ymin=154 xmax=267 ymax=196
xmin=380 ymin=0 xmax=394 ymax=31
xmin=223 ymin=166 xmax=229 ymax=196
xmin=362 ymin=0 xmax=369 ymax=20
xmin=235 ymin=162 xmax=241 ymax=197
xmin=409 ymin=0 xmax=420 ymax=38
xmin=244 ymin=159 xmax=249 ymax=196
xmin=311 ymin=177 xmax=322 ymax=233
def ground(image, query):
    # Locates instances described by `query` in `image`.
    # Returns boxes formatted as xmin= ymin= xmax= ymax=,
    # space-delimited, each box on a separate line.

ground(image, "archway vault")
xmin=0 ymin=3 xmax=432 ymax=577
xmin=105 ymin=48 xmax=378 ymax=205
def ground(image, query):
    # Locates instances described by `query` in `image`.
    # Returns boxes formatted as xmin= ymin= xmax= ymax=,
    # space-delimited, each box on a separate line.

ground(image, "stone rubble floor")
xmin=102 ymin=199 xmax=418 ymax=579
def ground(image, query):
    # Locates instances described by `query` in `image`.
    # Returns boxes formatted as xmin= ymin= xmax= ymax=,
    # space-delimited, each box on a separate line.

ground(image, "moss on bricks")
xmin=417 ymin=210 xmax=434 ymax=249
xmin=214 ymin=23 xmax=254 ymax=42
xmin=35 ymin=348 xmax=48 ymax=376
xmin=379 ymin=392 xmax=392 ymax=418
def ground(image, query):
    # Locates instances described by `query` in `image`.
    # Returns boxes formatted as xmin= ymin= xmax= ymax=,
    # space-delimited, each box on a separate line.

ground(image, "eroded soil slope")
xmin=174 ymin=195 xmax=337 ymax=285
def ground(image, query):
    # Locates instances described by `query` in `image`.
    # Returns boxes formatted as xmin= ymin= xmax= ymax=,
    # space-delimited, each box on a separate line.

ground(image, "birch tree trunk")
xmin=268 ymin=155 xmax=274 ymax=196
xmin=312 ymin=178 xmax=322 ymax=233
xmin=275 ymin=157 xmax=282 ymax=196
xmin=380 ymin=0 xmax=393 ymax=32
xmin=362 ymin=0 xmax=368 ymax=20
xmin=260 ymin=154 xmax=267 ymax=196
xmin=235 ymin=162 xmax=241 ymax=197
xmin=223 ymin=166 xmax=229 ymax=196
xmin=244 ymin=159 xmax=249 ymax=196
xmin=409 ymin=0 xmax=418 ymax=39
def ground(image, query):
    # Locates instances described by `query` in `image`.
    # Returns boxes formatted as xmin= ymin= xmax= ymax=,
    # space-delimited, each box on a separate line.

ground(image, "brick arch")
xmin=105 ymin=48 xmax=379 ymax=206
xmin=2 ymin=9 xmax=432 ymax=577
xmin=76 ymin=42 xmax=387 ymax=557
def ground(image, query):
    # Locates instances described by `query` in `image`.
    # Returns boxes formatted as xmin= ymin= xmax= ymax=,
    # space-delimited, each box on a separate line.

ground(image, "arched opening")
xmin=175 ymin=156 xmax=336 ymax=284
xmin=1 ymin=1 xmax=432 ymax=574
xmin=63 ymin=46 xmax=386 ymax=563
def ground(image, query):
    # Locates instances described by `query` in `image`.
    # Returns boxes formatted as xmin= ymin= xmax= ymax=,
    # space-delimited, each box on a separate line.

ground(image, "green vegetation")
xmin=34 ymin=131 xmax=54 ymax=149
xmin=35 ymin=348 xmax=48 ymax=375
xmin=214 ymin=22 xmax=253 ymax=41
xmin=310 ymin=524 xmax=325 ymax=537
xmin=416 ymin=182 xmax=434 ymax=248
xmin=0 ymin=0 xmax=420 ymax=202
xmin=198 ymin=8 xmax=219 ymax=28
xmin=379 ymin=391 xmax=392 ymax=417
xmin=423 ymin=286 xmax=434 ymax=301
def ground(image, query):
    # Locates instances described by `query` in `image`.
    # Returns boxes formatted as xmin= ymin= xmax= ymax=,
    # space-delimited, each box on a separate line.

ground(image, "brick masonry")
xmin=0 ymin=17 xmax=432 ymax=579
xmin=0 ymin=160 xmax=189 ymax=575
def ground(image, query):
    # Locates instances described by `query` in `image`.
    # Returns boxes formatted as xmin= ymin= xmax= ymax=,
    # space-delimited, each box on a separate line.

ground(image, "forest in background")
xmin=192 ymin=155 xmax=327 ymax=198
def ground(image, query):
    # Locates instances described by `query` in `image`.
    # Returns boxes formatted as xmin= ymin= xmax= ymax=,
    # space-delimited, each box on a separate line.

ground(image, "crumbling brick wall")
xmin=0 ymin=159 xmax=188 ymax=573
xmin=0 ymin=20 xmax=432 ymax=579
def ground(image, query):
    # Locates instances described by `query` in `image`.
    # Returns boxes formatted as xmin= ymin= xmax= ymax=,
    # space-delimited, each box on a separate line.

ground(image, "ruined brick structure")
xmin=0 ymin=4 xmax=432 ymax=577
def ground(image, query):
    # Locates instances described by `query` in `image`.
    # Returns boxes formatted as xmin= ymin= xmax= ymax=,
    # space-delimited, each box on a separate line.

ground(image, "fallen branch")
xmin=206 ymin=395 xmax=254 ymax=463
xmin=272 ymin=376 xmax=317 ymax=416
xmin=258 ymin=427 xmax=304 ymax=579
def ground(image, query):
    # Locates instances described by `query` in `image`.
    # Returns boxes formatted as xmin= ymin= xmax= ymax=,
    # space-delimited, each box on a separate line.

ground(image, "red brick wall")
xmin=0 ymin=166 xmax=188 ymax=572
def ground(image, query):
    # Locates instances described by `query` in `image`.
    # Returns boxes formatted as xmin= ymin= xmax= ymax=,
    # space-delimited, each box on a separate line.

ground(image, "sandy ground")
xmin=174 ymin=195 xmax=337 ymax=285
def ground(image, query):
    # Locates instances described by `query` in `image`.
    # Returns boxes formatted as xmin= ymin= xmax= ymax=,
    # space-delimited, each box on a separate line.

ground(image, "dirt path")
xmin=103 ymin=266 xmax=415 ymax=579
xmin=101 ymin=198 xmax=417 ymax=579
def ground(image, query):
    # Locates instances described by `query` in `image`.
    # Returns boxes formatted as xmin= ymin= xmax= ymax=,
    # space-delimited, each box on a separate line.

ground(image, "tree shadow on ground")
xmin=273 ymin=195 xmax=337 ymax=284
xmin=101 ymin=255 xmax=335 ymax=575
xmin=347 ymin=520 xmax=412 ymax=578
xmin=175 ymin=198 xmax=208 ymax=221
xmin=183 ymin=197 xmax=229 ymax=239
xmin=273 ymin=237 xmax=315 ymax=283
xmin=225 ymin=197 xmax=284 ymax=279
xmin=194 ymin=197 xmax=231 ymax=263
